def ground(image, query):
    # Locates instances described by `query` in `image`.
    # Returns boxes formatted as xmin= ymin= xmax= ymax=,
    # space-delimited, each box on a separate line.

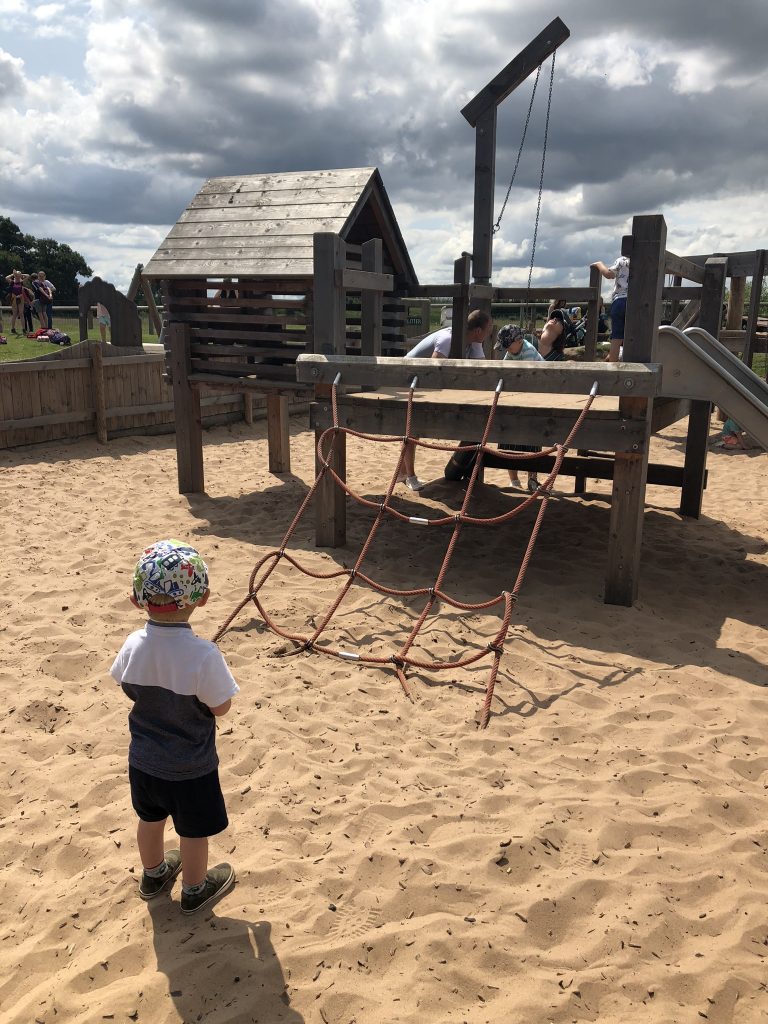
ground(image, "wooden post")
xmin=605 ymin=214 xmax=666 ymax=606
xmin=242 ymin=391 xmax=253 ymax=425
xmin=126 ymin=264 xmax=143 ymax=302
xmin=461 ymin=17 xmax=570 ymax=303
xmin=622 ymin=215 xmax=667 ymax=362
xmin=267 ymin=394 xmax=290 ymax=473
xmin=89 ymin=341 xmax=108 ymax=444
xmin=669 ymin=274 xmax=683 ymax=324
xmin=450 ymin=254 xmax=471 ymax=359
xmin=471 ymin=107 xmax=497 ymax=294
xmin=313 ymin=233 xmax=346 ymax=356
xmin=361 ymin=238 xmax=383 ymax=357
xmin=315 ymin=384 xmax=346 ymax=547
xmin=679 ymin=256 xmax=726 ymax=519
xmin=79 ymin=312 xmax=89 ymax=344
xmin=742 ymin=249 xmax=765 ymax=369
xmin=584 ymin=265 xmax=601 ymax=360
xmin=168 ymin=321 xmax=204 ymax=494
xmin=726 ymin=275 xmax=745 ymax=332
xmin=140 ymin=275 xmax=163 ymax=335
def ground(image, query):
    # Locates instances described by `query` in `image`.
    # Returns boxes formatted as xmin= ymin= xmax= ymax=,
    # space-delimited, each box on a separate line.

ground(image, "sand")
xmin=0 ymin=413 xmax=767 ymax=1024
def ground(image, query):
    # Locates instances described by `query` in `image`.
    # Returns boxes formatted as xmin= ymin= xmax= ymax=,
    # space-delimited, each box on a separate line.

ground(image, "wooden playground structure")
xmin=153 ymin=18 xmax=768 ymax=609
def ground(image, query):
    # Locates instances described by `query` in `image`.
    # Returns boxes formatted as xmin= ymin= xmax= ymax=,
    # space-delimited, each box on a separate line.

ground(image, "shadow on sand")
xmin=148 ymin=898 xmax=304 ymax=1024
xmin=190 ymin=470 xmax=768 ymax=696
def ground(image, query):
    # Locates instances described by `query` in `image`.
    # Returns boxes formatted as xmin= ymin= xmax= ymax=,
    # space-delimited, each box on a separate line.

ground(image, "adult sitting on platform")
xmin=400 ymin=309 xmax=493 ymax=490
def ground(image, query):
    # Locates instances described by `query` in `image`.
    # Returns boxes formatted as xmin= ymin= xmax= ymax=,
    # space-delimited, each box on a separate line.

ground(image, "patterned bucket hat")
xmin=133 ymin=539 xmax=209 ymax=611
xmin=494 ymin=324 xmax=524 ymax=350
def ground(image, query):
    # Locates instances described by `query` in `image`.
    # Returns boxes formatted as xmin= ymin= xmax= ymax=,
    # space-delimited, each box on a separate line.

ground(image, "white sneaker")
xmin=405 ymin=475 xmax=426 ymax=491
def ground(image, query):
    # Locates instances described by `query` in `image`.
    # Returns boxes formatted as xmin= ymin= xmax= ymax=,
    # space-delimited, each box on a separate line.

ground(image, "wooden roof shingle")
xmin=143 ymin=167 xmax=417 ymax=284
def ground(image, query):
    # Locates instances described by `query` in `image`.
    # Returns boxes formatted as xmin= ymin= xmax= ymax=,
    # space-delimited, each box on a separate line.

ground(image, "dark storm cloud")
xmin=1 ymin=162 xmax=195 ymax=226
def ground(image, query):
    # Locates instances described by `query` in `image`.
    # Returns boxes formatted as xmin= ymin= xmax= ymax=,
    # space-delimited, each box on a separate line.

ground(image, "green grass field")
xmin=0 ymin=311 xmax=159 ymax=362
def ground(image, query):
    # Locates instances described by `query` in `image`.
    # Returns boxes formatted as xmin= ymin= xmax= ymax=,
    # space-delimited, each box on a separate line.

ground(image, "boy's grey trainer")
xmin=139 ymin=849 xmax=182 ymax=900
xmin=180 ymin=863 xmax=235 ymax=915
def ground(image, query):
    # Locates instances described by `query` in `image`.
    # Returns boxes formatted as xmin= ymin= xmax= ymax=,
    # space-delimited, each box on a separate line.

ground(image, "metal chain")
xmin=492 ymin=64 xmax=542 ymax=234
xmin=523 ymin=50 xmax=556 ymax=326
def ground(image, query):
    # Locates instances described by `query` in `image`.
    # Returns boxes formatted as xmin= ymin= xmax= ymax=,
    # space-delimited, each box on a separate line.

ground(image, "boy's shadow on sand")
xmin=148 ymin=900 xmax=304 ymax=1023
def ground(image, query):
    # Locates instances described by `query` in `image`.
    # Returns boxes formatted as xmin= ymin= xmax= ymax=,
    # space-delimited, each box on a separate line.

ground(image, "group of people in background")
xmin=2 ymin=270 xmax=56 ymax=336
xmin=399 ymin=253 xmax=630 ymax=489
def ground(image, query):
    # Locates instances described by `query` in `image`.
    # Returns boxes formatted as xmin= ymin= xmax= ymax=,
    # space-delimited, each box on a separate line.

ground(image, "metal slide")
xmin=657 ymin=325 xmax=768 ymax=451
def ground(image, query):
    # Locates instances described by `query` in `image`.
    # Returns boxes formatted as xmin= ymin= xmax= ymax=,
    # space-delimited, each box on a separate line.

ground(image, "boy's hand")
xmin=209 ymin=699 xmax=231 ymax=717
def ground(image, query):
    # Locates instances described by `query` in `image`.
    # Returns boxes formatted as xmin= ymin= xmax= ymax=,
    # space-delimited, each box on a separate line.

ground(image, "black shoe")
xmin=180 ymin=864 xmax=235 ymax=915
xmin=139 ymin=849 xmax=181 ymax=900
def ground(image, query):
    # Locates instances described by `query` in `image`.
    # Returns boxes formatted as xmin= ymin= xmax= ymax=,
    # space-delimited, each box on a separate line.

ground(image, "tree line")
xmin=0 ymin=216 xmax=92 ymax=305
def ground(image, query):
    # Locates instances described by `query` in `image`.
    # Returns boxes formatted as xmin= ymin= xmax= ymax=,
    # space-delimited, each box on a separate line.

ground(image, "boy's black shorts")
xmin=129 ymin=765 xmax=228 ymax=838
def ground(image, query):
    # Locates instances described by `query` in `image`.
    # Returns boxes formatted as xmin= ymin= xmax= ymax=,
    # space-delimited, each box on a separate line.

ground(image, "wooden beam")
xmin=651 ymin=397 xmax=692 ymax=432
xmin=471 ymin=106 xmax=497 ymax=288
xmin=125 ymin=263 xmax=143 ymax=302
xmin=679 ymin=257 xmax=726 ymax=519
xmin=311 ymin=397 xmax=650 ymax=452
xmin=337 ymin=268 xmax=393 ymax=292
xmin=662 ymin=251 xmax=705 ymax=284
xmin=672 ymin=298 xmax=700 ymax=329
xmin=477 ymin=451 xmax=704 ymax=488
xmin=661 ymin=286 xmax=701 ymax=300
xmin=296 ymin=354 xmax=660 ymax=396
xmin=682 ymin=251 xmax=759 ymax=276
xmin=460 ymin=17 xmax=570 ymax=126
xmin=168 ymin=321 xmax=204 ymax=494
xmin=140 ymin=274 xmax=163 ymax=334
xmin=493 ymin=286 xmax=600 ymax=302
xmin=450 ymin=255 xmax=471 ymax=359
xmin=188 ymin=373 xmax=311 ymax=392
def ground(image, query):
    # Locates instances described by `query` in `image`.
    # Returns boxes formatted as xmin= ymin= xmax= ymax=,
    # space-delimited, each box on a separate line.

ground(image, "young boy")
xmin=110 ymin=539 xmax=240 ymax=914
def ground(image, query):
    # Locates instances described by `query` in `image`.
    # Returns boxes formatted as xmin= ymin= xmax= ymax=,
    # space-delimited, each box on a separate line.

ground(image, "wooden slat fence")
xmin=0 ymin=341 xmax=308 ymax=450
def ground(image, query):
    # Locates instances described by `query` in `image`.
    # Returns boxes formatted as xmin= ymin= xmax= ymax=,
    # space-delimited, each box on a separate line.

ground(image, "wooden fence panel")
xmin=0 ymin=341 xmax=309 ymax=449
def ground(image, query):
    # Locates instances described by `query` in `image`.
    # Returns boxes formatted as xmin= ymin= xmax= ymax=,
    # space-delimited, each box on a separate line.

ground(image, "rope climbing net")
xmin=214 ymin=374 xmax=598 ymax=728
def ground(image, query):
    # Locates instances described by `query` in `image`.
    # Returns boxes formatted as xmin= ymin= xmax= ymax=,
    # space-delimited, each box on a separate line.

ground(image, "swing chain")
xmin=522 ymin=50 xmax=556 ymax=328
xmin=526 ymin=50 xmax=556 ymax=292
xmin=493 ymin=64 xmax=542 ymax=235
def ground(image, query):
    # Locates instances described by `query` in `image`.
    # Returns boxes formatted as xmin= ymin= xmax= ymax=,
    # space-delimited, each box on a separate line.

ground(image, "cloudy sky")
xmin=2 ymin=0 xmax=767 ymax=295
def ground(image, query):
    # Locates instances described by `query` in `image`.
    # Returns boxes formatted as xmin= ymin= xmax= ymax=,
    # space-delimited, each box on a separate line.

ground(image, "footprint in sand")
xmin=326 ymin=901 xmax=383 ymax=942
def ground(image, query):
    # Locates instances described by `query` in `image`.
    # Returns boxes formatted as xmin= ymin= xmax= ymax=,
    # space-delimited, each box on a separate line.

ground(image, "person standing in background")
xmin=592 ymin=256 xmax=630 ymax=362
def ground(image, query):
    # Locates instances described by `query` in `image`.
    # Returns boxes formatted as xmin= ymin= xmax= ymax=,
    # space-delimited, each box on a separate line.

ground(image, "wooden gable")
xmin=143 ymin=167 xmax=417 ymax=286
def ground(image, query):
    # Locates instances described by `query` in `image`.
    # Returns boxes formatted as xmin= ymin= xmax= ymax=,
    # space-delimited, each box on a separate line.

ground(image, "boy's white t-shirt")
xmin=111 ymin=622 xmax=239 ymax=781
